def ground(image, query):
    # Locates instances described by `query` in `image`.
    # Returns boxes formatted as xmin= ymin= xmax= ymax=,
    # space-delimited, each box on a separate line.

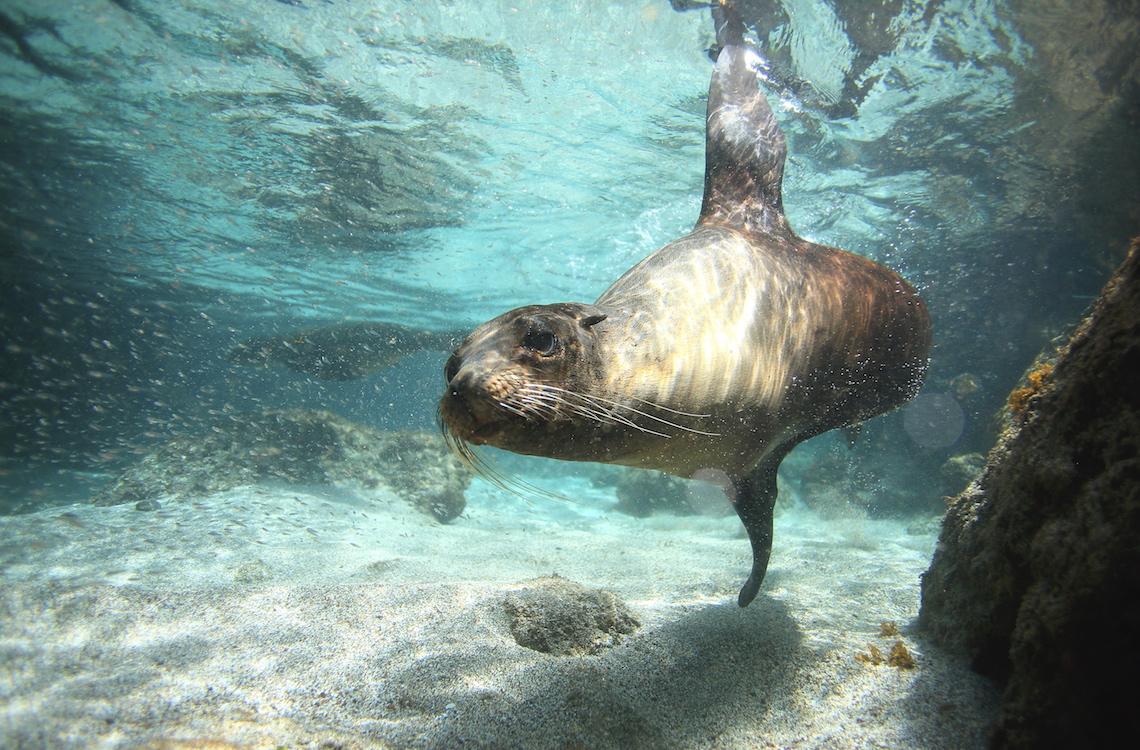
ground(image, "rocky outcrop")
xmin=614 ymin=469 xmax=692 ymax=517
xmin=919 ymin=239 xmax=1140 ymax=748
xmin=94 ymin=409 xmax=472 ymax=522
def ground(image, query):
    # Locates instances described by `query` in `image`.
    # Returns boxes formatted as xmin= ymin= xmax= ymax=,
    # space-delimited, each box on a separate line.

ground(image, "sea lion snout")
xmin=441 ymin=351 xmax=516 ymax=443
xmin=439 ymin=303 xmax=612 ymax=451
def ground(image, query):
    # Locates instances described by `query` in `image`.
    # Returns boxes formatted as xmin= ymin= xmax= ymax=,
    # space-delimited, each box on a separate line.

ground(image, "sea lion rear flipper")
xmin=732 ymin=442 xmax=793 ymax=607
xmin=700 ymin=1 xmax=790 ymax=237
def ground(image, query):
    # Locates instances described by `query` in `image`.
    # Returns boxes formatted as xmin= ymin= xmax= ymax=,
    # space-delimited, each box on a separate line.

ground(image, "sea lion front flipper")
xmin=700 ymin=2 xmax=791 ymax=237
xmin=732 ymin=442 xmax=794 ymax=607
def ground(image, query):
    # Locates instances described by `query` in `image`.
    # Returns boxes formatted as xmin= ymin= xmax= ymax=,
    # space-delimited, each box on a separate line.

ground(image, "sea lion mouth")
xmin=467 ymin=420 xmax=508 ymax=445
xmin=440 ymin=387 xmax=514 ymax=446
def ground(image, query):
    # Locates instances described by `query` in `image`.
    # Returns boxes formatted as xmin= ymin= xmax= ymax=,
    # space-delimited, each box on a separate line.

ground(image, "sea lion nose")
xmin=446 ymin=361 xmax=475 ymax=395
xmin=440 ymin=367 xmax=503 ymax=444
xmin=444 ymin=367 xmax=485 ymax=418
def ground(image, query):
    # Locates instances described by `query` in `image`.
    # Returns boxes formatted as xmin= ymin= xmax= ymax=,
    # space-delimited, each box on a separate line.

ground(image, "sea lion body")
xmin=450 ymin=225 xmax=926 ymax=478
xmin=440 ymin=3 xmax=931 ymax=606
xmin=598 ymin=223 xmax=927 ymax=477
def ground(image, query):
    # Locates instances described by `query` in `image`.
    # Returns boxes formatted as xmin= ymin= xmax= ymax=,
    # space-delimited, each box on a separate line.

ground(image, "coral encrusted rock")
xmin=94 ymin=409 xmax=472 ymax=522
xmin=919 ymin=238 xmax=1140 ymax=749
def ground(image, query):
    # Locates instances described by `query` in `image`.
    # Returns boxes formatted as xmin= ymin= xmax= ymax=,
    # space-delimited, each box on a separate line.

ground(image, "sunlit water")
xmin=3 ymin=0 xmax=1130 ymax=488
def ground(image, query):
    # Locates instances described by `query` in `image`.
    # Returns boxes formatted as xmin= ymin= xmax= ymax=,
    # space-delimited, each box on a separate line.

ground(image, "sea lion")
xmin=439 ymin=2 xmax=931 ymax=607
xmin=230 ymin=321 xmax=465 ymax=381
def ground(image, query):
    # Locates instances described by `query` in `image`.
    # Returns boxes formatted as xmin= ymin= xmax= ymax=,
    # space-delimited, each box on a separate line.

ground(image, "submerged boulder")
xmin=504 ymin=576 xmax=640 ymax=657
xmin=614 ymin=469 xmax=693 ymax=517
xmin=94 ymin=409 xmax=472 ymax=522
xmin=919 ymin=238 xmax=1140 ymax=749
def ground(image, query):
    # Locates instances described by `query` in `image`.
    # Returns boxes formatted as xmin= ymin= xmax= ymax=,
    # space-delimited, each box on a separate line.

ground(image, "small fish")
xmin=229 ymin=321 xmax=467 ymax=381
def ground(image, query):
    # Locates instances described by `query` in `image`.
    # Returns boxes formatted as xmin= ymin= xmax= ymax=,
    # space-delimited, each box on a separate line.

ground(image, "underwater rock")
xmin=93 ymin=409 xmax=472 ymax=522
xmin=919 ymin=238 xmax=1140 ymax=749
xmin=789 ymin=444 xmax=941 ymax=519
xmin=503 ymin=576 xmax=640 ymax=657
xmin=614 ymin=469 xmax=693 ymax=517
xmin=231 ymin=560 xmax=273 ymax=586
xmin=937 ymin=452 xmax=986 ymax=496
xmin=611 ymin=467 xmax=735 ymax=518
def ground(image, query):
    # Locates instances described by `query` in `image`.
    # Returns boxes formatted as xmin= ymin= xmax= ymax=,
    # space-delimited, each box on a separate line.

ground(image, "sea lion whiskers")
xmin=517 ymin=382 xmax=612 ymax=420
xmin=538 ymin=383 xmax=722 ymax=438
xmin=440 ymin=420 xmax=579 ymax=505
xmin=622 ymin=395 xmax=714 ymax=421
xmin=517 ymin=382 xmax=712 ymax=440
xmin=501 ymin=379 xmax=614 ymax=424
xmin=512 ymin=381 xmax=674 ymax=437
xmin=506 ymin=383 xmax=568 ymax=421
xmin=559 ymin=391 xmax=690 ymax=438
xmin=601 ymin=392 xmax=723 ymax=436
xmin=493 ymin=399 xmax=535 ymax=420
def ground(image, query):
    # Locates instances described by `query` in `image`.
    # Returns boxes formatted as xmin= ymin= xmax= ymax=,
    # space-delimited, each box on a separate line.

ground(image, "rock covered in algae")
xmin=94 ymin=409 xmax=472 ymax=522
xmin=503 ymin=576 xmax=640 ymax=656
xmin=919 ymin=238 xmax=1140 ymax=750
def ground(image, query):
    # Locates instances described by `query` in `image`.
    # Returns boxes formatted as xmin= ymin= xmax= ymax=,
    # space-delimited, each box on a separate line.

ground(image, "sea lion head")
xmin=440 ymin=302 xmax=609 ymax=456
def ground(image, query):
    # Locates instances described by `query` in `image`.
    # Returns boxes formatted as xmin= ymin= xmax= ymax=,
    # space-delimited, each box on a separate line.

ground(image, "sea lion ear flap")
xmin=575 ymin=306 xmax=608 ymax=329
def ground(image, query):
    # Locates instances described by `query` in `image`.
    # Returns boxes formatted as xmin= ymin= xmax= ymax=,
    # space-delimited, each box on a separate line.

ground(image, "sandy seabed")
xmin=0 ymin=474 xmax=999 ymax=749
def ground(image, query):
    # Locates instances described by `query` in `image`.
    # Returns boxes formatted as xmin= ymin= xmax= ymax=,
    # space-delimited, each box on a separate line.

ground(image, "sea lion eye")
xmin=521 ymin=325 xmax=559 ymax=356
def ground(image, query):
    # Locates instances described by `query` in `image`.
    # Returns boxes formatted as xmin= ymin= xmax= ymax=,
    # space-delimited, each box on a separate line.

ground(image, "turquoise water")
xmin=4 ymin=0 xmax=1137 ymax=510
xmin=1 ymin=1 xmax=1137 ymax=747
